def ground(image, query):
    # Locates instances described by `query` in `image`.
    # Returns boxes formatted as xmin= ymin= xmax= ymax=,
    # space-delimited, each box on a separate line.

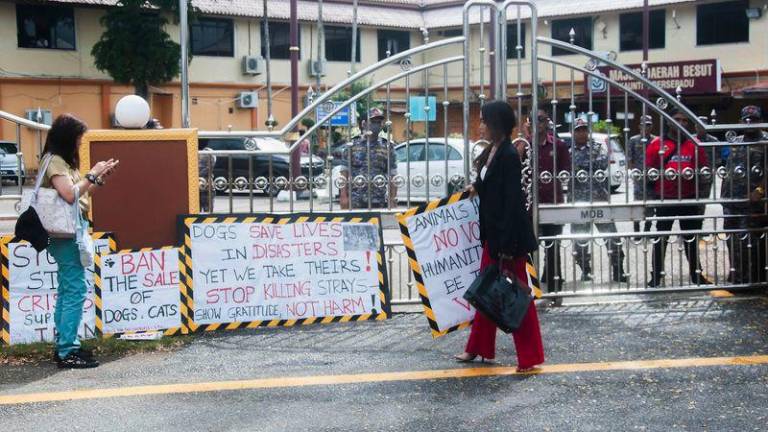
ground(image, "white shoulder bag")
xmin=19 ymin=154 xmax=77 ymax=237
xmin=73 ymin=185 xmax=94 ymax=267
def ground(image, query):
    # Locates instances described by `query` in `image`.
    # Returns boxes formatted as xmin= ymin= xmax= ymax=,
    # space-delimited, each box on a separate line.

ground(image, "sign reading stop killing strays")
xmin=181 ymin=214 xmax=389 ymax=330
xmin=397 ymin=193 xmax=482 ymax=337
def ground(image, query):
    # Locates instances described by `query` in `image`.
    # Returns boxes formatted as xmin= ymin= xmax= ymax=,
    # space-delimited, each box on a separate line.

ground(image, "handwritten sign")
xmin=96 ymin=248 xmax=181 ymax=335
xmin=183 ymin=214 xmax=388 ymax=329
xmin=2 ymin=235 xmax=113 ymax=345
xmin=398 ymin=195 xmax=481 ymax=336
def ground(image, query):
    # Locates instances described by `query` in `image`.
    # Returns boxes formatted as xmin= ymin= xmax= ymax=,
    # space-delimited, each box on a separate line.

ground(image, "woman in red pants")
xmin=455 ymin=100 xmax=544 ymax=372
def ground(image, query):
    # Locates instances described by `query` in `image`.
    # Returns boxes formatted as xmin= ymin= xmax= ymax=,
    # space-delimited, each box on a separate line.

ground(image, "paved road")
xmin=1 ymin=292 xmax=766 ymax=431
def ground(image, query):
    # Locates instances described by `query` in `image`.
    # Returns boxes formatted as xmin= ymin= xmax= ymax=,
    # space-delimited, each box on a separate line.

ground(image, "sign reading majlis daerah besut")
xmin=587 ymin=59 xmax=721 ymax=95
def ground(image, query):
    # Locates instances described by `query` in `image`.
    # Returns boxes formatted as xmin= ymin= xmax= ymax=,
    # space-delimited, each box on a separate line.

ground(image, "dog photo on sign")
xmin=342 ymin=224 xmax=379 ymax=251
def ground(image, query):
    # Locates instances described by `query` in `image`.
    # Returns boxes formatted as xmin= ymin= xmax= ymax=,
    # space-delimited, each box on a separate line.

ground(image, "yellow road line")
xmin=1 ymin=355 xmax=766 ymax=406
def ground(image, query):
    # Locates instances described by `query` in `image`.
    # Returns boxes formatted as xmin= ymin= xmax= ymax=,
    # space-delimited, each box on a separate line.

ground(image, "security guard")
xmin=339 ymin=107 xmax=397 ymax=209
xmin=569 ymin=119 xmax=627 ymax=282
xmin=721 ymin=105 xmax=768 ymax=284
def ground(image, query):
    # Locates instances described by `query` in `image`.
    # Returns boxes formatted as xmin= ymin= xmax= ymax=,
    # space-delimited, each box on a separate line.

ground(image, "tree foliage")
xmin=91 ymin=0 xmax=192 ymax=98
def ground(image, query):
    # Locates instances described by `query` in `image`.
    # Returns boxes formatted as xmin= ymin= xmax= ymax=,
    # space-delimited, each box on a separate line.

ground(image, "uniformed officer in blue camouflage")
xmin=569 ymin=119 xmax=627 ymax=282
xmin=721 ymin=105 xmax=768 ymax=284
xmin=339 ymin=107 xmax=398 ymax=209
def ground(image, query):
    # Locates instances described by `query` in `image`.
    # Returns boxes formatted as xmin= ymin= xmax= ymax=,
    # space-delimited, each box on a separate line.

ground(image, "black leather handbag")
xmin=14 ymin=206 xmax=50 ymax=252
xmin=463 ymin=262 xmax=532 ymax=333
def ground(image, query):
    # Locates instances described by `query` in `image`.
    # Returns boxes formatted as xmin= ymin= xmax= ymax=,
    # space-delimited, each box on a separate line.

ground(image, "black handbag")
xmin=14 ymin=206 xmax=50 ymax=252
xmin=463 ymin=262 xmax=532 ymax=333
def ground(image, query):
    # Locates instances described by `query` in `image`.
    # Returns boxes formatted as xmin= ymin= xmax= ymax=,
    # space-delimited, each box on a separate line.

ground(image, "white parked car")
xmin=558 ymin=132 xmax=627 ymax=192
xmin=0 ymin=141 xmax=25 ymax=185
xmin=330 ymin=137 xmax=481 ymax=203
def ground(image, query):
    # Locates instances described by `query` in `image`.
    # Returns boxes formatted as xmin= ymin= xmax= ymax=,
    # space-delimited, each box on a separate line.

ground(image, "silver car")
xmin=0 ymin=141 xmax=25 ymax=185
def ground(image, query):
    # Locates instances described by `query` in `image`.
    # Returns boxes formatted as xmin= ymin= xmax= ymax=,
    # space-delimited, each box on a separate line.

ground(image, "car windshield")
xmin=0 ymin=142 xmax=16 ymax=154
xmin=609 ymin=138 xmax=623 ymax=153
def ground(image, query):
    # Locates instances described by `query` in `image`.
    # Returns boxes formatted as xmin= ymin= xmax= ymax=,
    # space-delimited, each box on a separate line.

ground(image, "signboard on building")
xmin=316 ymin=101 xmax=355 ymax=127
xmin=586 ymin=59 xmax=721 ymax=95
xmin=409 ymin=96 xmax=437 ymax=122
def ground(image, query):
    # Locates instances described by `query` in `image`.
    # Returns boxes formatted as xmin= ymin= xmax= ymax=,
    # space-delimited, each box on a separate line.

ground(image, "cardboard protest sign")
xmin=178 ymin=213 xmax=389 ymax=332
xmin=0 ymin=234 xmax=114 ymax=345
xmin=94 ymin=247 xmax=183 ymax=336
xmin=397 ymin=193 xmax=481 ymax=337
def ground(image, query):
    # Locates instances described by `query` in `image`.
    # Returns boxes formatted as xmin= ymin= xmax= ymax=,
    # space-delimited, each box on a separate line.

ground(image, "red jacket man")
xmin=646 ymin=135 xmax=709 ymax=199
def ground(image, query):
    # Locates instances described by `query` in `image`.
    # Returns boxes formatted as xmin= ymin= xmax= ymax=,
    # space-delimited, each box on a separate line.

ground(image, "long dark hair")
xmin=42 ymin=114 xmax=88 ymax=168
xmin=474 ymin=100 xmax=517 ymax=171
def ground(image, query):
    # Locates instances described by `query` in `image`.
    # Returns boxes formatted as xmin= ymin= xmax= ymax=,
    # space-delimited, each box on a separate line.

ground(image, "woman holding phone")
xmin=42 ymin=114 xmax=119 ymax=368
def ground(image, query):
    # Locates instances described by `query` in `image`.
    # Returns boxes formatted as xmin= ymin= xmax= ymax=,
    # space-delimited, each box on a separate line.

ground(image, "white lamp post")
xmin=115 ymin=95 xmax=151 ymax=129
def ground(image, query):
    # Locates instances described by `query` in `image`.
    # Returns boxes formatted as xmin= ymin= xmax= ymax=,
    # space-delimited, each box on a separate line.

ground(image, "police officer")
xmin=569 ymin=119 xmax=627 ymax=282
xmin=339 ymin=107 xmax=397 ymax=209
xmin=721 ymin=105 xmax=768 ymax=284
xmin=628 ymin=114 xmax=657 ymax=236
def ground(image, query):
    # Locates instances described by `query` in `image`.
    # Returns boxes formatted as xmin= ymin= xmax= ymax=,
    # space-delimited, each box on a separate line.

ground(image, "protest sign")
xmin=397 ymin=193 xmax=481 ymax=337
xmin=0 ymin=234 xmax=114 ymax=345
xmin=178 ymin=213 xmax=389 ymax=331
xmin=95 ymin=247 xmax=183 ymax=336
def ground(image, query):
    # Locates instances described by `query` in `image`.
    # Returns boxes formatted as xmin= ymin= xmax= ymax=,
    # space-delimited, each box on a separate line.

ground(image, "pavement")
xmin=1 ymin=292 xmax=767 ymax=431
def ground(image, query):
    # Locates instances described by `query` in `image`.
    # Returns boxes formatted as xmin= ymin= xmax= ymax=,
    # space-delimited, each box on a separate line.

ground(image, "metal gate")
xmin=195 ymin=0 xmax=767 ymax=299
xmin=483 ymin=1 xmax=767 ymax=297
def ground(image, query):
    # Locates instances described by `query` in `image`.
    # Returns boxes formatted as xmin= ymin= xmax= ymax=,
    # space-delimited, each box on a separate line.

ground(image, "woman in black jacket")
xmin=455 ymin=100 xmax=544 ymax=372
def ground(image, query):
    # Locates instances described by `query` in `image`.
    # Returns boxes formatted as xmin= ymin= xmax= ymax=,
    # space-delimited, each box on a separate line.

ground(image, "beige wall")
xmin=428 ymin=0 xmax=768 ymax=88
xmin=0 ymin=4 xmax=109 ymax=79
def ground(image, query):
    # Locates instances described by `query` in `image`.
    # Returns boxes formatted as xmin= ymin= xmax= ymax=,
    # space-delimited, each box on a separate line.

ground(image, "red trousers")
xmin=464 ymin=248 xmax=545 ymax=368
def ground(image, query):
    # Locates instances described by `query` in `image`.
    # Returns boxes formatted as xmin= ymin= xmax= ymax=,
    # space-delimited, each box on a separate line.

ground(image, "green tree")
xmin=91 ymin=0 xmax=192 ymax=99
xmin=332 ymin=80 xmax=377 ymax=124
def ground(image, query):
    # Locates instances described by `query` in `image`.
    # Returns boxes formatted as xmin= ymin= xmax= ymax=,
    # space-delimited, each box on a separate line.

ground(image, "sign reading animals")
xmin=398 ymin=193 xmax=482 ymax=337
xmin=179 ymin=213 xmax=389 ymax=331
xmin=1 ymin=234 xmax=114 ymax=345
xmin=95 ymin=247 xmax=183 ymax=336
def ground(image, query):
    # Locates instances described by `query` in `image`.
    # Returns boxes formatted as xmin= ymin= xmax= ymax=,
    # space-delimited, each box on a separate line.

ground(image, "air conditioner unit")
xmin=242 ymin=55 xmax=264 ymax=75
xmin=238 ymin=91 xmax=259 ymax=109
xmin=25 ymin=109 xmax=52 ymax=125
xmin=308 ymin=60 xmax=327 ymax=77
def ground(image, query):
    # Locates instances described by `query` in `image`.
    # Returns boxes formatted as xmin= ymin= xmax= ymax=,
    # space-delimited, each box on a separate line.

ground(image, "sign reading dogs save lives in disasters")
xmin=181 ymin=213 xmax=389 ymax=330
xmin=95 ymin=247 xmax=182 ymax=336
xmin=1 ymin=234 xmax=114 ymax=345
xmin=397 ymin=194 xmax=481 ymax=337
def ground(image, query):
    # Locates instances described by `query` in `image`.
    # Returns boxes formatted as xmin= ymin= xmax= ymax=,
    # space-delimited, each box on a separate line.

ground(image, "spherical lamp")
xmin=115 ymin=95 xmax=151 ymax=129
